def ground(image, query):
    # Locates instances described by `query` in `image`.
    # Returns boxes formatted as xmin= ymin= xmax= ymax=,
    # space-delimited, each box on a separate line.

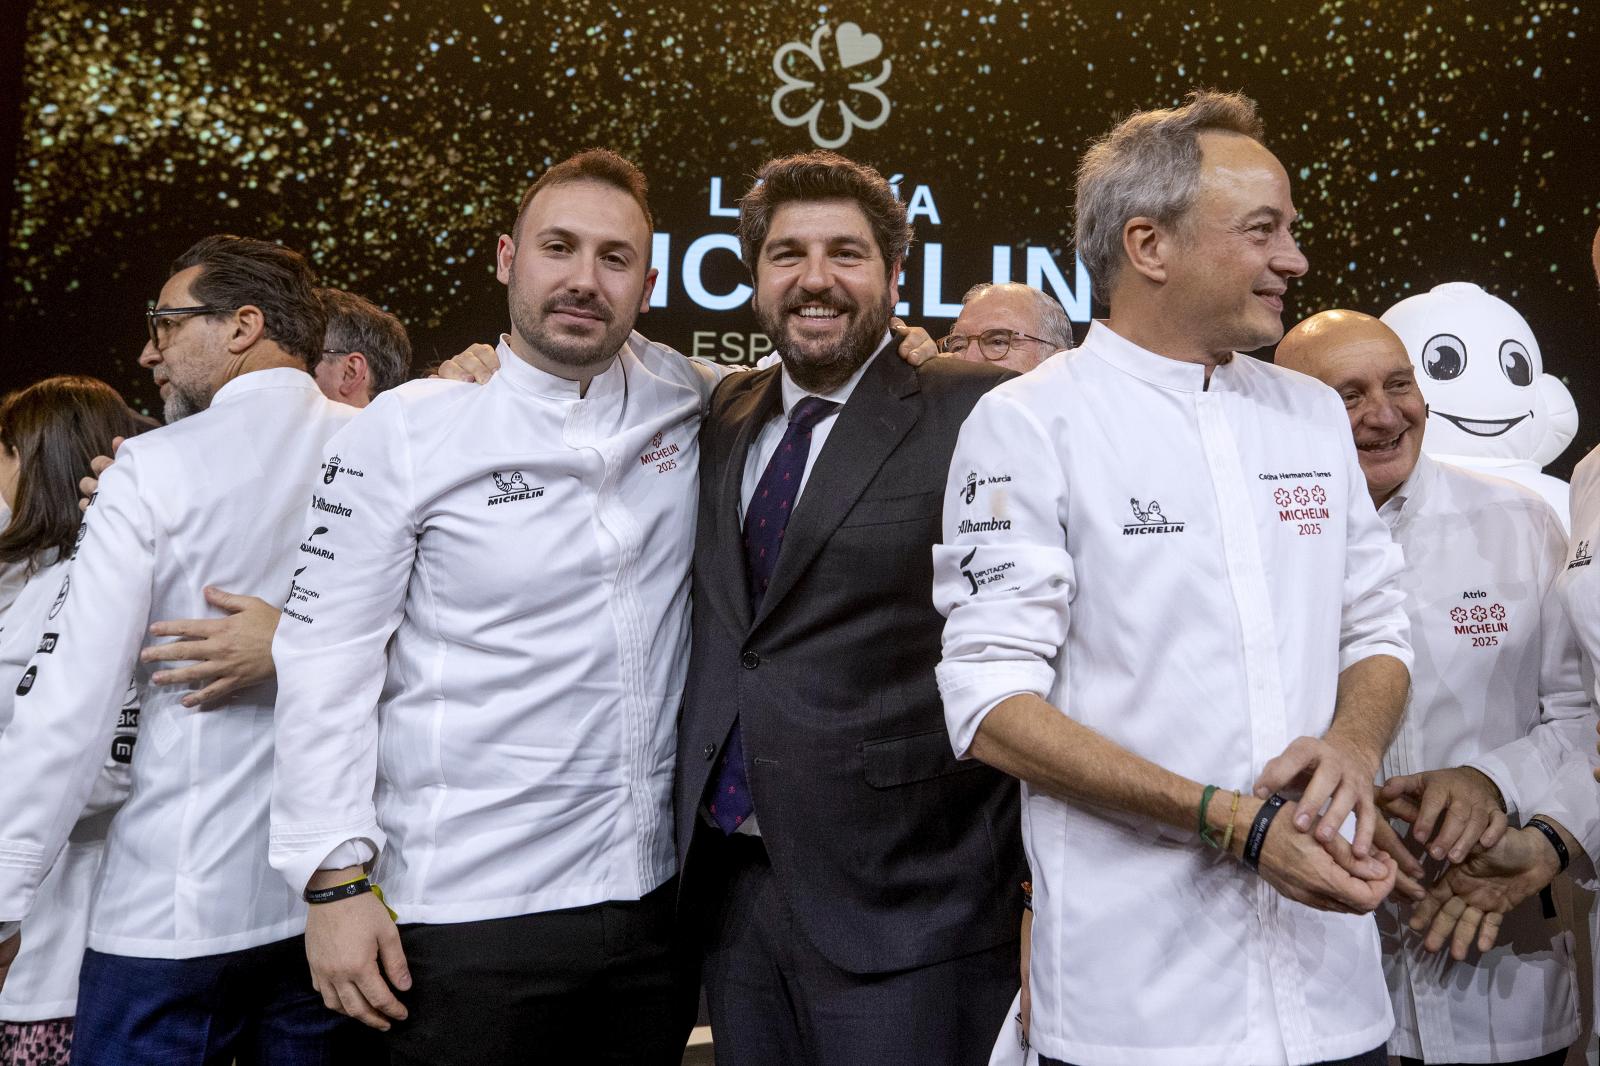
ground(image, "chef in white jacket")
xmin=0 ymin=376 xmax=151 ymax=1062
xmin=935 ymin=91 xmax=1415 ymax=1066
xmin=0 ymin=235 xmax=371 ymax=1064
xmin=269 ymin=150 xmax=719 ymax=1065
xmin=1278 ymin=309 xmax=1594 ymax=1066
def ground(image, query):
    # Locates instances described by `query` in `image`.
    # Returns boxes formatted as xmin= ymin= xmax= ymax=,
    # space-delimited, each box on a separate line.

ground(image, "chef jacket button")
xmin=741 ymin=651 xmax=760 ymax=670
xmin=703 ymin=743 xmax=716 ymax=760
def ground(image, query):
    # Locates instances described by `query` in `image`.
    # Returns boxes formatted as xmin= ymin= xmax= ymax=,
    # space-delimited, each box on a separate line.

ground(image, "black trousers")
xmin=1042 ymin=1049 xmax=1388 ymax=1066
xmin=384 ymin=879 xmax=696 ymax=1066
xmin=695 ymin=829 xmax=1018 ymax=1066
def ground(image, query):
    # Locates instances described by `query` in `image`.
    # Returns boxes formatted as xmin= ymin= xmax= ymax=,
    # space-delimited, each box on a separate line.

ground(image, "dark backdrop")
xmin=3 ymin=1 xmax=1597 ymax=473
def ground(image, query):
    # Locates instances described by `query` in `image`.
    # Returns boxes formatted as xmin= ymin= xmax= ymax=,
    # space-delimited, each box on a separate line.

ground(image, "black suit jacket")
xmin=675 ymin=346 xmax=1026 ymax=975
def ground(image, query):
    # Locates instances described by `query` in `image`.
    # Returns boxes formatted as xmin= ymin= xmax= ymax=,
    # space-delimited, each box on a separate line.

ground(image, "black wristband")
xmin=1527 ymin=817 xmax=1571 ymax=874
xmin=304 ymin=877 xmax=371 ymax=905
xmin=1243 ymin=793 xmax=1288 ymax=870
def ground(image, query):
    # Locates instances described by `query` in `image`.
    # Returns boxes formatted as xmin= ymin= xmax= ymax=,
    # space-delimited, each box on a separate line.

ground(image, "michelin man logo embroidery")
xmin=488 ymin=471 xmax=546 ymax=507
xmin=771 ymin=22 xmax=891 ymax=149
xmin=494 ymin=471 xmax=528 ymax=495
xmin=1129 ymin=498 xmax=1166 ymax=524
xmin=1123 ymin=498 xmax=1184 ymax=535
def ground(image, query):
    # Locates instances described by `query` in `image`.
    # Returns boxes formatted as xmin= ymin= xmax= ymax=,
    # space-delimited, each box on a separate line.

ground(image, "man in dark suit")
xmin=675 ymin=151 xmax=1026 ymax=1065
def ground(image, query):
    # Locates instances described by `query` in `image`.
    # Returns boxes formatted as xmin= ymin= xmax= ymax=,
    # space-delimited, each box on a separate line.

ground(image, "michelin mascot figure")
xmin=1381 ymin=281 xmax=1579 ymax=529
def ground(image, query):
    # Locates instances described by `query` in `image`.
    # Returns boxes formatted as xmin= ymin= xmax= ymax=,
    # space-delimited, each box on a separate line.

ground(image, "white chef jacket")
xmin=1547 ymin=446 xmax=1600 ymax=882
xmin=270 ymin=333 xmax=721 ymax=924
xmin=0 ymin=557 xmax=134 ymax=1020
xmin=934 ymin=323 xmax=1412 ymax=1066
xmin=0 ymin=369 xmax=354 ymax=958
xmin=1375 ymin=453 xmax=1586 ymax=1062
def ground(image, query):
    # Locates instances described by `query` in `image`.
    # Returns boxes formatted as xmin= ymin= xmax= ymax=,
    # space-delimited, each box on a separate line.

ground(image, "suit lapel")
xmin=704 ymin=367 xmax=783 ymax=639
xmin=752 ymin=347 xmax=921 ymax=631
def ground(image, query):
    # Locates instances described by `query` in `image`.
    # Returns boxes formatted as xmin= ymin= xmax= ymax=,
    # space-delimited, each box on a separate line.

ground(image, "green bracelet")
xmin=1198 ymin=784 xmax=1222 ymax=849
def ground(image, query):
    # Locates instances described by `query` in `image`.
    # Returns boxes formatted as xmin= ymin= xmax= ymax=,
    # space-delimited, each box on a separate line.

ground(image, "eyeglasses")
xmin=937 ymin=329 xmax=1053 ymax=360
xmin=145 ymin=305 xmax=234 ymax=350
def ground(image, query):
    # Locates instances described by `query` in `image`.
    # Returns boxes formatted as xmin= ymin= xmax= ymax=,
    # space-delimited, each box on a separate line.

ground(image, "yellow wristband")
xmin=371 ymin=883 xmax=398 ymax=923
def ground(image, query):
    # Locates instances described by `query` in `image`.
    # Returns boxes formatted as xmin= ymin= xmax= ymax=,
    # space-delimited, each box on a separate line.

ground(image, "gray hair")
xmin=962 ymin=282 xmax=1075 ymax=351
xmin=1073 ymin=90 xmax=1266 ymax=296
xmin=318 ymin=287 xmax=413 ymax=399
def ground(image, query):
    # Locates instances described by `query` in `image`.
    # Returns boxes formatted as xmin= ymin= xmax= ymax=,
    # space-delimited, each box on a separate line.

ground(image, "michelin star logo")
xmin=771 ymin=22 xmax=891 ymax=149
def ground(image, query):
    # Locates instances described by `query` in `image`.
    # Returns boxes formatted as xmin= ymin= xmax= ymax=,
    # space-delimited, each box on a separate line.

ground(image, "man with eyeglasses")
xmin=70 ymin=286 xmax=416 ymax=709
xmin=313 ymin=287 xmax=414 ymax=408
xmin=0 ymin=235 xmax=376 ymax=1063
xmin=936 ymin=282 xmax=1076 ymax=373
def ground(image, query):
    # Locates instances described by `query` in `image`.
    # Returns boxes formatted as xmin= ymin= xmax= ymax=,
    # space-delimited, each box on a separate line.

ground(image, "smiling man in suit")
xmin=675 ymin=151 xmax=1025 ymax=1065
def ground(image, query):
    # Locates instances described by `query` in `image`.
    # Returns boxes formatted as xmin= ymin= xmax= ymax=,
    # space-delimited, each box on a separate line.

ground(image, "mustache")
xmin=542 ymin=294 xmax=613 ymax=322
xmin=783 ymin=292 xmax=857 ymax=315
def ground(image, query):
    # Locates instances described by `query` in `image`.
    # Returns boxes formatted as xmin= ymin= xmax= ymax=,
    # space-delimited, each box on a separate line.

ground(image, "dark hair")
xmin=737 ymin=151 xmax=912 ymax=281
xmin=317 ymin=287 xmax=413 ymax=398
xmin=513 ymin=149 xmax=655 ymax=241
xmin=0 ymin=376 xmax=159 ymax=573
xmin=169 ymin=234 xmax=326 ymax=369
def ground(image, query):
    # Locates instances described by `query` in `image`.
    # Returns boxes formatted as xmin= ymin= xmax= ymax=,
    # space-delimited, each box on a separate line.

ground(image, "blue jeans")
xmin=72 ymin=937 xmax=383 ymax=1066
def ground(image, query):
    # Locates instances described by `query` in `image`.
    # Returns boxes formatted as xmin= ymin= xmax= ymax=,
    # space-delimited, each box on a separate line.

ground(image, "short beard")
xmin=163 ymin=383 xmax=206 ymax=424
xmin=757 ymin=291 xmax=892 ymax=395
xmin=508 ymin=282 xmax=630 ymax=373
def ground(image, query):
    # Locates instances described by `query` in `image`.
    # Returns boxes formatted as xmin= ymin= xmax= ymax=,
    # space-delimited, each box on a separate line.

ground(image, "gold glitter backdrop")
xmin=3 ymin=0 xmax=1597 ymax=468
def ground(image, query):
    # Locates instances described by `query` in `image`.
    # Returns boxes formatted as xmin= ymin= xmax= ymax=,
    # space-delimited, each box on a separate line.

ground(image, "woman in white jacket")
xmin=0 ymin=376 xmax=153 ymax=1066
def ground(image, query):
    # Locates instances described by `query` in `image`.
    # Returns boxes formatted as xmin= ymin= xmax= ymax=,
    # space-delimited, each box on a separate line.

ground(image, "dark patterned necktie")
xmin=706 ymin=396 xmax=839 ymax=834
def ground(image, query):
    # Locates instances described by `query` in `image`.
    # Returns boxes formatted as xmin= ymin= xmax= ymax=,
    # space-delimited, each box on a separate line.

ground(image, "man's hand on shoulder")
xmin=77 ymin=436 xmax=125 ymax=512
xmin=305 ymin=867 xmax=411 ymax=1031
xmin=890 ymin=318 xmax=940 ymax=366
xmin=1379 ymin=766 xmax=1508 ymax=864
xmin=433 ymin=343 xmax=500 ymax=384
xmin=142 ymin=587 xmax=280 ymax=707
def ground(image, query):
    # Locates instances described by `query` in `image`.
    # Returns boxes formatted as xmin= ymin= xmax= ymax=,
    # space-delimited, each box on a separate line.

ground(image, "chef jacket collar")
xmin=777 ymin=330 xmax=892 ymax=415
xmin=1084 ymin=321 xmax=1238 ymax=394
xmin=494 ymin=334 xmax=627 ymax=401
xmin=210 ymin=366 xmax=323 ymax=408
xmin=1378 ymin=450 xmax=1437 ymax=525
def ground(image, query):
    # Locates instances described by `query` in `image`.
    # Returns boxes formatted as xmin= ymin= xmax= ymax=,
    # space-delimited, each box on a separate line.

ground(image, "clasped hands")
xmin=1241 ymin=734 xmax=1420 ymax=916
xmin=1378 ymin=766 xmax=1565 ymax=960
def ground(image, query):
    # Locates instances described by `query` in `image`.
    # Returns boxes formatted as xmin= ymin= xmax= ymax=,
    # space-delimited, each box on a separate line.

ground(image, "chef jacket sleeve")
xmin=934 ymin=389 xmax=1072 ymax=758
xmin=1521 ymin=749 xmax=1600 ymax=889
xmin=1467 ymin=505 xmax=1595 ymax=820
xmin=0 ymin=453 xmax=155 ymax=923
xmin=1331 ymin=402 xmax=1413 ymax=674
xmin=269 ymin=397 xmax=417 ymax=896
xmin=78 ymin=676 xmax=139 ymax=819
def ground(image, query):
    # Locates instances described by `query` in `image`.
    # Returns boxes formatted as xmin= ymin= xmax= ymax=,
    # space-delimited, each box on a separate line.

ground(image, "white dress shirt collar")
xmin=776 ymin=331 xmax=892 ymax=415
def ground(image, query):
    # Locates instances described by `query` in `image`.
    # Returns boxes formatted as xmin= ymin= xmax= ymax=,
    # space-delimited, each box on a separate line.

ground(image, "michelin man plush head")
xmin=1380 ymin=282 xmax=1576 ymax=466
